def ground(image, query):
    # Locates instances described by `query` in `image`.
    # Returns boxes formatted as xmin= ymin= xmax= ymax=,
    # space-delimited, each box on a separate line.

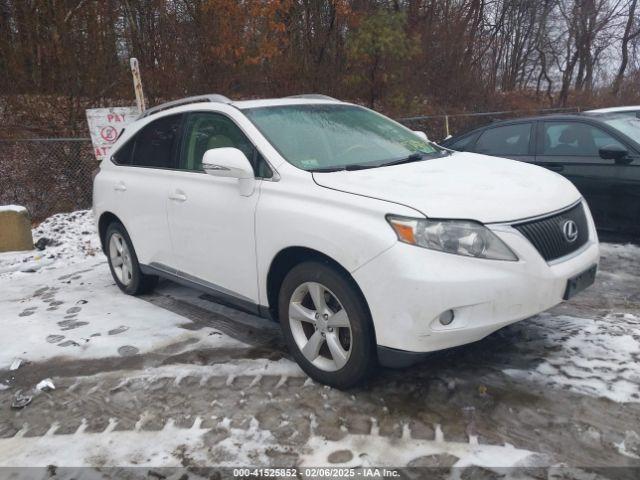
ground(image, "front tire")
xmin=105 ymin=222 xmax=158 ymax=295
xmin=278 ymin=261 xmax=376 ymax=389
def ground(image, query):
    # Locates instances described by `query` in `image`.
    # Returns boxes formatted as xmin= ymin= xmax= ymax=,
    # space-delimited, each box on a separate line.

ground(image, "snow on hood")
xmin=312 ymin=152 xmax=582 ymax=223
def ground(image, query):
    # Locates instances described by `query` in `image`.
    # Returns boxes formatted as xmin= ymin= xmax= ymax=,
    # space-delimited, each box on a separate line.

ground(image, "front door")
xmin=535 ymin=120 xmax=628 ymax=232
xmin=166 ymin=111 xmax=262 ymax=307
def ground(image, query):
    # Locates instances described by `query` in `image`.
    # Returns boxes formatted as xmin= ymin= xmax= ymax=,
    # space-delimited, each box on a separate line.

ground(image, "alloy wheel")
xmin=109 ymin=232 xmax=133 ymax=286
xmin=288 ymin=281 xmax=352 ymax=372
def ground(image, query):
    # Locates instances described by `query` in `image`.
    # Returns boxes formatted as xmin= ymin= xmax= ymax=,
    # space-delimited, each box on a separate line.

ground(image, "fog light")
xmin=439 ymin=309 xmax=454 ymax=325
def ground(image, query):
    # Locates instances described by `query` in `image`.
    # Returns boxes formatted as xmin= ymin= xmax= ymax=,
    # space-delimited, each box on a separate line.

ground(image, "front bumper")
xmin=353 ymin=205 xmax=600 ymax=356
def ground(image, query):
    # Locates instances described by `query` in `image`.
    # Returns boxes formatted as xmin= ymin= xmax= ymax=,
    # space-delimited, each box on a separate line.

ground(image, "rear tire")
xmin=278 ymin=261 xmax=376 ymax=389
xmin=105 ymin=222 xmax=158 ymax=295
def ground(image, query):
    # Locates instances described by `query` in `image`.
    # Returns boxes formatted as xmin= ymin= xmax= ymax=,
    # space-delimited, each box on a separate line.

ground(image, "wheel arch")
xmin=98 ymin=211 xmax=123 ymax=253
xmin=265 ymin=247 xmax=375 ymax=338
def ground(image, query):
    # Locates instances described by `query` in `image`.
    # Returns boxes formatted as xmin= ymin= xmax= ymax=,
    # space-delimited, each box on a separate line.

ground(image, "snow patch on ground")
xmin=0 ymin=209 xmax=100 ymax=275
xmin=301 ymin=421 xmax=540 ymax=470
xmin=0 ymin=416 xmax=282 ymax=467
xmin=504 ymin=312 xmax=640 ymax=403
xmin=0 ymin=415 xmax=542 ymax=468
xmin=615 ymin=431 xmax=640 ymax=460
xmin=0 ymin=259 xmax=243 ymax=367
xmin=68 ymin=358 xmax=305 ymax=390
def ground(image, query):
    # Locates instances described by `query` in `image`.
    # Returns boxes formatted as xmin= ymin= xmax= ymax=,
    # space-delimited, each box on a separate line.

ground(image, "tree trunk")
xmin=612 ymin=0 xmax=638 ymax=97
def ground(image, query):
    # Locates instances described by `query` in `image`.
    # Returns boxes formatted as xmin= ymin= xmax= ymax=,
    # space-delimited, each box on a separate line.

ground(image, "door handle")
xmin=168 ymin=192 xmax=187 ymax=202
xmin=541 ymin=164 xmax=564 ymax=172
xmin=113 ymin=182 xmax=127 ymax=191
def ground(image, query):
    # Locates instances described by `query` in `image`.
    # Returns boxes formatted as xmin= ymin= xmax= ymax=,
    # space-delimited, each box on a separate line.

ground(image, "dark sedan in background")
xmin=442 ymin=114 xmax=640 ymax=236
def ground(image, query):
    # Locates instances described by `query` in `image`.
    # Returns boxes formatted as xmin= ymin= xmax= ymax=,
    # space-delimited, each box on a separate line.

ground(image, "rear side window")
xmin=475 ymin=123 xmax=532 ymax=155
xmin=112 ymin=138 xmax=134 ymax=165
xmin=130 ymin=114 xmax=183 ymax=168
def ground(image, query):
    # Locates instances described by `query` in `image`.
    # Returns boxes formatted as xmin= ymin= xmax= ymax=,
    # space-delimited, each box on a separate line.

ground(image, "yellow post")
xmin=0 ymin=206 xmax=33 ymax=253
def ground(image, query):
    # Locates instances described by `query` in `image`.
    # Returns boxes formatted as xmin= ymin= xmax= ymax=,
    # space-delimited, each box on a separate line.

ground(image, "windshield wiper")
xmin=377 ymin=153 xmax=425 ymax=167
xmin=309 ymin=151 xmax=441 ymax=173
xmin=308 ymin=166 xmax=346 ymax=173
xmin=309 ymin=162 xmax=380 ymax=172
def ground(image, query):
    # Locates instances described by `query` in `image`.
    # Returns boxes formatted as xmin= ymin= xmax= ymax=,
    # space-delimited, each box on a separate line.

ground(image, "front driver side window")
xmin=181 ymin=112 xmax=271 ymax=177
xmin=542 ymin=122 xmax=626 ymax=156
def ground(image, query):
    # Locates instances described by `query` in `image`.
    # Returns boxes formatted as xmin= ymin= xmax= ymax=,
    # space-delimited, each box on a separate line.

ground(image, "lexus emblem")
xmin=562 ymin=220 xmax=579 ymax=243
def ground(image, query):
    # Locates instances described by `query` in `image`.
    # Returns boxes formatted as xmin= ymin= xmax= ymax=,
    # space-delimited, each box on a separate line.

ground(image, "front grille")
xmin=512 ymin=202 xmax=589 ymax=262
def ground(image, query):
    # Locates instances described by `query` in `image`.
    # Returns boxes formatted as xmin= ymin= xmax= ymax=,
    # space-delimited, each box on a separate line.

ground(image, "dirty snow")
xmin=0 ymin=416 xmax=283 ymax=467
xmin=615 ymin=431 xmax=640 ymax=460
xmin=301 ymin=421 xmax=538 ymax=469
xmin=0 ymin=415 xmax=543 ymax=469
xmin=0 ymin=260 xmax=245 ymax=367
xmin=0 ymin=209 xmax=100 ymax=275
xmin=0 ymin=210 xmax=259 ymax=366
xmin=504 ymin=312 xmax=640 ymax=403
xmin=66 ymin=359 xmax=305 ymax=391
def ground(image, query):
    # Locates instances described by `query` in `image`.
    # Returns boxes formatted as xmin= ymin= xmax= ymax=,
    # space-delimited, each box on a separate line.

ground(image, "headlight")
xmin=386 ymin=215 xmax=518 ymax=261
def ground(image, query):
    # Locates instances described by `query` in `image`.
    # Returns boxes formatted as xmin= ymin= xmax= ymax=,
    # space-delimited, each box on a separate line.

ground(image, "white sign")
xmin=86 ymin=106 xmax=140 ymax=161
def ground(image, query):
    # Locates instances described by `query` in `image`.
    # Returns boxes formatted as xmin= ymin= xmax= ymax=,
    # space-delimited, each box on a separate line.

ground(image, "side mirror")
xmin=599 ymin=144 xmax=629 ymax=163
xmin=413 ymin=130 xmax=429 ymax=142
xmin=202 ymin=148 xmax=254 ymax=179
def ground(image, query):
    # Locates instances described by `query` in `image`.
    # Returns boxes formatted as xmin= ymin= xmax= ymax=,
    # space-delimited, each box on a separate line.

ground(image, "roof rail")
xmin=138 ymin=94 xmax=232 ymax=119
xmin=286 ymin=94 xmax=339 ymax=101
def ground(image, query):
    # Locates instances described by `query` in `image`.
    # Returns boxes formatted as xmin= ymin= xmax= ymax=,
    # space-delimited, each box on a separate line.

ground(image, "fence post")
xmin=130 ymin=58 xmax=147 ymax=112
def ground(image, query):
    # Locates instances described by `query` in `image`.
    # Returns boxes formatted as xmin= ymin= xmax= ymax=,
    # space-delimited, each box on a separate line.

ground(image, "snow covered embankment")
xmin=0 ymin=209 xmax=100 ymax=275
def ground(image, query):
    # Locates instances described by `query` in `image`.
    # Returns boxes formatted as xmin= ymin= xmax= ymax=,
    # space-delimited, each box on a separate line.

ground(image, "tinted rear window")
xmin=475 ymin=123 xmax=532 ymax=155
xmin=130 ymin=114 xmax=183 ymax=168
xmin=449 ymin=133 xmax=479 ymax=151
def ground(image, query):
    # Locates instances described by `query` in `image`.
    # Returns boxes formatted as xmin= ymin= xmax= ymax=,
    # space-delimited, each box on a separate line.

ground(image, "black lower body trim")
xmin=140 ymin=263 xmax=273 ymax=320
xmin=377 ymin=345 xmax=430 ymax=368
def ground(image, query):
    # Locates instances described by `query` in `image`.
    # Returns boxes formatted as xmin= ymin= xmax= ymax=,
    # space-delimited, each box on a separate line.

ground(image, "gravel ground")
xmin=0 ymin=211 xmax=639 ymax=479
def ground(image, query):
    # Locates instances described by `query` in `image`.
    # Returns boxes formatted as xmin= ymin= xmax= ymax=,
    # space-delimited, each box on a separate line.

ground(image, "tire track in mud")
xmin=2 ymin=364 xmax=639 ymax=468
xmin=0 ymin=370 xmax=540 ymax=471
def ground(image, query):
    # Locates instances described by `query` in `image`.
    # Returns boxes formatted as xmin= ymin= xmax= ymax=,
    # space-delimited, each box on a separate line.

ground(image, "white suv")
xmin=93 ymin=94 xmax=600 ymax=388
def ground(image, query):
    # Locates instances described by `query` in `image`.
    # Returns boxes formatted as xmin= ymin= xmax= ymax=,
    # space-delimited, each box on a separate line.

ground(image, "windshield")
xmin=243 ymin=104 xmax=440 ymax=171
xmin=599 ymin=114 xmax=640 ymax=141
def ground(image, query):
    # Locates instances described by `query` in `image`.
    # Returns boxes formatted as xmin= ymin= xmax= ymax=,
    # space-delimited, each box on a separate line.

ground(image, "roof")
xmin=444 ymin=114 xmax=603 ymax=142
xmin=584 ymin=105 xmax=640 ymax=114
xmin=138 ymin=94 xmax=344 ymax=119
xmin=455 ymin=114 xmax=589 ymax=133
xmin=233 ymin=97 xmax=343 ymax=109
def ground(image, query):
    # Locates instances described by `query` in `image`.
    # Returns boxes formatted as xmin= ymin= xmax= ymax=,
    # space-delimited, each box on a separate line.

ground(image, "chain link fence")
xmin=0 ymin=106 xmax=587 ymax=223
xmin=0 ymin=138 xmax=96 ymax=222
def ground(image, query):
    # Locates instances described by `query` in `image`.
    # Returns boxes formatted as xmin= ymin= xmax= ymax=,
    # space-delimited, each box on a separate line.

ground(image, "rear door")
xmin=110 ymin=113 xmax=183 ymax=268
xmin=534 ymin=120 xmax=629 ymax=232
xmin=472 ymin=122 xmax=535 ymax=163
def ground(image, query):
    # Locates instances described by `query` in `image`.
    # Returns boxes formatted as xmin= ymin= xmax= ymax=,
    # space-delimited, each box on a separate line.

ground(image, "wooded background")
xmin=1 ymin=0 xmax=639 ymax=138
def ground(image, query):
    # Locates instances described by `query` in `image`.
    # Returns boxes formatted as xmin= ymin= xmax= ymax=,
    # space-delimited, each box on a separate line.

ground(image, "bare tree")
xmin=612 ymin=0 xmax=640 ymax=96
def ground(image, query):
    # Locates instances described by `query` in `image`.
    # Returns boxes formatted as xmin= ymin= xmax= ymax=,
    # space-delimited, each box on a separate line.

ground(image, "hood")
xmin=312 ymin=152 xmax=581 ymax=223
